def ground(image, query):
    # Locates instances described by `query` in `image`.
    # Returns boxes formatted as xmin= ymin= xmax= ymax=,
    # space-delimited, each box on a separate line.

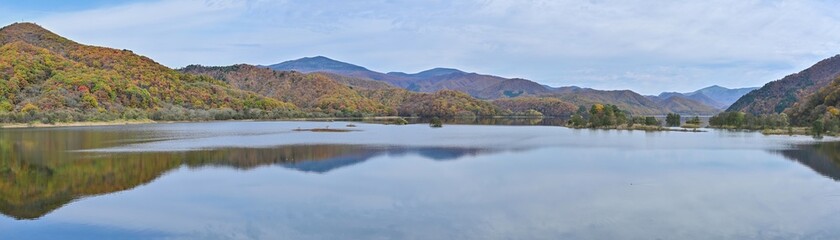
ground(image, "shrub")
xmin=430 ymin=117 xmax=443 ymax=128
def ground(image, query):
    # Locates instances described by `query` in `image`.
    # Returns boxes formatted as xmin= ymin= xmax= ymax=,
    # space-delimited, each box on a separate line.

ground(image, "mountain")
xmin=387 ymin=68 xmax=464 ymax=78
xmin=180 ymin=64 xmax=392 ymax=115
xmin=268 ymin=56 xmax=401 ymax=85
xmin=492 ymin=97 xmax=577 ymax=117
xmin=268 ymin=56 xmax=370 ymax=73
xmin=651 ymin=92 xmax=722 ymax=109
xmin=0 ymin=22 xmax=293 ymax=122
xmin=317 ymin=72 xmax=395 ymax=90
xmin=266 ymin=56 xmax=717 ymax=115
xmin=549 ymin=88 xmax=661 ymax=115
xmin=183 ymin=64 xmax=502 ymax=117
xmin=785 ymin=76 xmax=840 ymax=126
xmin=267 ymin=56 xmax=553 ymax=99
xmin=687 ymin=85 xmax=757 ymax=107
xmin=655 ymin=95 xmax=721 ymax=115
xmin=475 ymin=78 xmax=554 ymax=99
xmin=728 ymin=55 xmax=840 ymax=114
xmin=683 ymin=92 xmax=727 ymax=109
xmin=548 ymin=87 xmax=720 ymax=115
xmin=653 ymin=85 xmax=757 ymax=109
xmin=361 ymin=88 xmax=502 ymax=117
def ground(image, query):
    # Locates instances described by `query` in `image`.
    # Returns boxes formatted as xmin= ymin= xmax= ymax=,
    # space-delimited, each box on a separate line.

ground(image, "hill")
xmin=549 ymin=87 xmax=720 ymax=115
xmin=317 ymin=72 xmax=395 ymax=90
xmin=687 ymin=85 xmax=757 ymax=108
xmin=492 ymin=97 xmax=577 ymax=117
xmin=268 ymin=56 xmax=553 ymax=99
xmin=653 ymin=85 xmax=757 ymax=109
xmin=361 ymin=88 xmax=502 ymax=117
xmin=475 ymin=78 xmax=554 ymax=99
xmin=728 ymin=55 xmax=840 ymax=114
xmin=183 ymin=64 xmax=503 ymax=117
xmin=268 ymin=56 xmax=370 ymax=73
xmin=268 ymin=56 xmax=402 ymax=84
xmin=0 ymin=22 xmax=295 ymax=123
xmin=268 ymin=56 xmax=723 ymax=115
xmin=180 ymin=64 xmax=393 ymax=116
xmin=549 ymin=88 xmax=664 ymax=115
xmin=785 ymin=76 xmax=840 ymax=126
xmin=655 ymin=95 xmax=721 ymax=115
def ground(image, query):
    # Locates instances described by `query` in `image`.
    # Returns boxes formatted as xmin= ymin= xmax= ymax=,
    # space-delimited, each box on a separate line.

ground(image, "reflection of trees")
xmin=777 ymin=142 xmax=840 ymax=181
xmin=0 ymin=133 xmax=496 ymax=219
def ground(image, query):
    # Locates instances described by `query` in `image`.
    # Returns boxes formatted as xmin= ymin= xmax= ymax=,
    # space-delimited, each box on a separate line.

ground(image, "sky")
xmin=2 ymin=0 xmax=840 ymax=95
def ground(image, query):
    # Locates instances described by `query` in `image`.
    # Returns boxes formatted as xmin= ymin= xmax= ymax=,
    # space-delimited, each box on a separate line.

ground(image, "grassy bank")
xmin=569 ymin=124 xmax=706 ymax=132
xmin=0 ymin=116 xmax=415 ymax=129
xmin=710 ymin=125 xmax=837 ymax=137
xmin=0 ymin=119 xmax=156 ymax=129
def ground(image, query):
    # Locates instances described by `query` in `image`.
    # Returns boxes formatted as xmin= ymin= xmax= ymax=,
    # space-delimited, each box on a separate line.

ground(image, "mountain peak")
xmin=699 ymin=85 xmax=726 ymax=91
xmin=414 ymin=68 xmax=465 ymax=77
xmin=305 ymin=55 xmax=333 ymax=61
xmin=268 ymin=56 xmax=369 ymax=73
xmin=1 ymin=22 xmax=47 ymax=33
xmin=0 ymin=22 xmax=76 ymax=52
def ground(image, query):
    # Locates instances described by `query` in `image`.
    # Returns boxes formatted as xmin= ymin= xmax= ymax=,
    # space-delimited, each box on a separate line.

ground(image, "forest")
xmin=0 ymin=23 xmax=297 ymax=124
xmin=566 ymin=104 xmax=662 ymax=129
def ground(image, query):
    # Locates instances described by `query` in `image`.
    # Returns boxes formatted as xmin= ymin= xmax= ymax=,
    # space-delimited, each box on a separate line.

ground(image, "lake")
xmin=2 ymin=121 xmax=840 ymax=239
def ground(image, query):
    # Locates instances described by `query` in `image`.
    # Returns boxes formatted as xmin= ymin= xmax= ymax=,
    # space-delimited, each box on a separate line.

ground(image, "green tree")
xmin=665 ymin=113 xmax=681 ymax=127
xmin=429 ymin=117 xmax=443 ymax=128
xmin=686 ymin=116 xmax=701 ymax=125
xmin=644 ymin=116 xmax=659 ymax=126
xmin=568 ymin=114 xmax=586 ymax=127
xmin=813 ymin=120 xmax=825 ymax=136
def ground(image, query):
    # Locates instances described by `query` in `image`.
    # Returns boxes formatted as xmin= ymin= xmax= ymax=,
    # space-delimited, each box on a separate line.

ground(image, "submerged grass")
xmin=293 ymin=128 xmax=357 ymax=133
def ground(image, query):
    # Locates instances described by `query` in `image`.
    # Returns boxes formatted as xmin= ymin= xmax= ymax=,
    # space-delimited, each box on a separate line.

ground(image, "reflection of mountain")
xmin=776 ymin=142 xmax=840 ymax=181
xmin=281 ymin=146 xmax=491 ymax=173
xmin=0 ymin=143 xmax=496 ymax=220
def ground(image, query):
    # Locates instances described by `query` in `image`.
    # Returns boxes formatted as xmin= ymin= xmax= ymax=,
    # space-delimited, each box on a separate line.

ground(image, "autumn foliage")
xmin=0 ymin=23 xmax=295 ymax=123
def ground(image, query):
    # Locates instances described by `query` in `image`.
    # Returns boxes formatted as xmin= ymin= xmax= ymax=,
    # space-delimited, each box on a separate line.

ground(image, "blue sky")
xmin=2 ymin=0 xmax=840 ymax=95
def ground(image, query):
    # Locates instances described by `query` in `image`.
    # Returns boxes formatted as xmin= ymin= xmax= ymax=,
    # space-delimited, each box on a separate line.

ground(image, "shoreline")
xmin=0 ymin=116 xmax=413 ymax=129
xmin=1 ymin=118 xmax=828 ymax=138
xmin=0 ymin=119 xmax=157 ymax=129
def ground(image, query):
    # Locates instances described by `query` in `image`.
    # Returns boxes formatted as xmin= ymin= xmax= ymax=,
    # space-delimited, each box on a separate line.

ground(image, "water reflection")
xmin=7 ymin=121 xmax=840 ymax=239
xmin=365 ymin=117 xmax=568 ymax=126
xmin=776 ymin=141 xmax=840 ymax=181
xmin=0 ymin=144 xmax=496 ymax=220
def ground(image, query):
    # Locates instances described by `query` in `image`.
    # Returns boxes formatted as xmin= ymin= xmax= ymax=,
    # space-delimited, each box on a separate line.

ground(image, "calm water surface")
xmin=2 ymin=121 xmax=840 ymax=239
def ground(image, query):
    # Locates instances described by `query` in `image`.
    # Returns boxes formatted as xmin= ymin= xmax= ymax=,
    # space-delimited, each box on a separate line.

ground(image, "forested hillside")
xmin=492 ymin=97 xmax=577 ymax=117
xmin=181 ymin=64 xmax=393 ymax=116
xmin=183 ymin=64 xmax=504 ymax=117
xmin=0 ymin=22 xmax=724 ymax=123
xmin=0 ymin=23 xmax=295 ymax=123
xmin=269 ymin=56 xmax=721 ymax=115
xmin=361 ymin=89 xmax=502 ymax=117
xmin=785 ymin=76 xmax=840 ymax=126
xmin=728 ymin=55 xmax=840 ymax=114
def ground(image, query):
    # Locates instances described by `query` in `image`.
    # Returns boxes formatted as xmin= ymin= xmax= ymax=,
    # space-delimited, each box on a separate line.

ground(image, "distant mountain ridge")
xmin=689 ymin=85 xmax=757 ymax=107
xmin=269 ymin=56 xmax=370 ymax=73
xmin=269 ymin=56 xmax=553 ymax=99
xmin=268 ymin=56 xmax=722 ymax=115
xmin=652 ymin=85 xmax=757 ymax=109
xmin=181 ymin=64 xmax=504 ymax=117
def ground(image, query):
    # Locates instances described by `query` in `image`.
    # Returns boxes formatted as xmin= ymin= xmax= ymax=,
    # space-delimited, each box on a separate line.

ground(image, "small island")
xmin=566 ymin=104 xmax=703 ymax=132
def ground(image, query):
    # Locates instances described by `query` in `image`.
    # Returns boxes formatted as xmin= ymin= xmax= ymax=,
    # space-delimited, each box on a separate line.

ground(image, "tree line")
xmin=566 ymin=104 xmax=662 ymax=128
